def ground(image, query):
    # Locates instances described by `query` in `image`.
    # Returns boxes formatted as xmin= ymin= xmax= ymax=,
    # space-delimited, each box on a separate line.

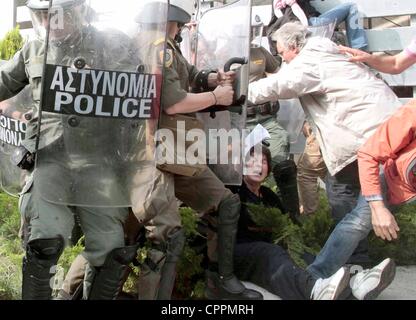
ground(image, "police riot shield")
xmin=0 ymin=85 xmax=31 ymax=197
xmin=35 ymin=0 xmax=168 ymax=206
xmin=278 ymin=99 xmax=305 ymax=144
xmin=180 ymin=24 xmax=197 ymax=66
xmin=195 ymin=0 xmax=251 ymax=185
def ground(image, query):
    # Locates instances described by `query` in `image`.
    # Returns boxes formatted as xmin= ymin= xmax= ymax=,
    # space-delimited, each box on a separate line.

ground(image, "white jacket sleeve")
xmin=248 ymin=57 xmax=322 ymax=104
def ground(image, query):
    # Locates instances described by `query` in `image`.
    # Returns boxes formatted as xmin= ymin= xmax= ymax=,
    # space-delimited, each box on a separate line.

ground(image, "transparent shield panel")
xmin=0 ymin=87 xmax=32 ymax=197
xmin=180 ymin=25 xmax=197 ymax=66
xmin=195 ymin=0 xmax=251 ymax=185
xmin=278 ymin=99 xmax=305 ymax=144
xmin=36 ymin=0 xmax=168 ymax=206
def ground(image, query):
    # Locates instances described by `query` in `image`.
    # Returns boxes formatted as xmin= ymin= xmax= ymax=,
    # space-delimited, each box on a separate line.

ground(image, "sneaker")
xmin=311 ymin=267 xmax=350 ymax=300
xmin=350 ymin=258 xmax=396 ymax=300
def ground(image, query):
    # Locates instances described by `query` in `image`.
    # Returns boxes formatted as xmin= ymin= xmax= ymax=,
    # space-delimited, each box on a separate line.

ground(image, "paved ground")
xmin=243 ymin=266 xmax=416 ymax=300
xmin=378 ymin=266 xmax=416 ymax=300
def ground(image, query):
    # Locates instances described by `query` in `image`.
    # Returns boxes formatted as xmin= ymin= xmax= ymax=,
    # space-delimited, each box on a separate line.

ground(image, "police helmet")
xmin=135 ymin=1 xmax=195 ymax=26
xmin=26 ymin=0 xmax=86 ymax=41
xmin=168 ymin=0 xmax=195 ymax=24
xmin=26 ymin=0 xmax=85 ymax=10
xmin=135 ymin=1 xmax=168 ymax=25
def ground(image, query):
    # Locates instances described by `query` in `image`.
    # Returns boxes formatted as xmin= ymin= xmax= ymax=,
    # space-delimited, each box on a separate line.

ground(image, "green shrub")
xmin=0 ymin=24 xmax=26 ymax=299
xmin=369 ymin=202 xmax=416 ymax=265
xmin=0 ymin=193 xmax=21 ymax=240
xmin=123 ymin=207 xmax=207 ymax=299
xmin=57 ymin=237 xmax=85 ymax=274
xmin=0 ymin=26 xmax=24 ymax=60
xmin=0 ymin=238 xmax=23 ymax=300
xmin=247 ymin=203 xmax=319 ymax=268
xmin=174 ymin=243 xmax=205 ymax=299
xmin=180 ymin=206 xmax=204 ymax=239
xmin=299 ymin=192 xmax=335 ymax=252
xmin=0 ymin=192 xmax=24 ymax=300
xmin=2 ymin=184 xmax=416 ymax=299
xmin=170 ymin=207 xmax=206 ymax=299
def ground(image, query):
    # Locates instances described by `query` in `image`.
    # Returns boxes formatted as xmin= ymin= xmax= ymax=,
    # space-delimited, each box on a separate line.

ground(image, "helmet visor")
xmin=30 ymin=9 xmax=49 ymax=40
xmin=29 ymin=2 xmax=86 ymax=42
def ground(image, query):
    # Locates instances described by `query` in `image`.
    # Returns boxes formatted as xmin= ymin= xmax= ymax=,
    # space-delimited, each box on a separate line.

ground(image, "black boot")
xmin=137 ymin=228 xmax=185 ymax=300
xmin=205 ymin=194 xmax=263 ymax=300
xmin=22 ymin=237 xmax=64 ymax=300
xmin=157 ymin=228 xmax=186 ymax=300
xmin=205 ymin=270 xmax=263 ymax=300
xmin=88 ymin=244 xmax=138 ymax=300
xmin=273 ymin=159 xmax=301 ymax=224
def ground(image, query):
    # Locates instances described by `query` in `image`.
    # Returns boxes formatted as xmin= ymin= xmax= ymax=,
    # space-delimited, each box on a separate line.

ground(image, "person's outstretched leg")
xmin=308 ymin=3 xmax=367 ymax=49
xmin=307 ymin=194 xmax=373 ymax=279
xmin=325 ymin=161 xmax=371 ymax=266
xmin=234 ymin=242 xmax=350 ymax=300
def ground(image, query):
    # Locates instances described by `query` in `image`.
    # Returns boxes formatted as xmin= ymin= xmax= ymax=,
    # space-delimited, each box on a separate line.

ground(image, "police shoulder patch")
xmin=160 ymin=48 xmax=173 ymax=68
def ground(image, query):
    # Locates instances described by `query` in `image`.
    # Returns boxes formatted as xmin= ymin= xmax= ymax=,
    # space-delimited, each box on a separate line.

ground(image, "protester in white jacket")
xmin=249 ymin=22 xmax=401 ymax=266
xmin=249 ymin=22 xmax=400 ymax=176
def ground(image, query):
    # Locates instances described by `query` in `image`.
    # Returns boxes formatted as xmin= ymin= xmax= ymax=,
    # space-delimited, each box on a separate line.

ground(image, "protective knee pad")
xmin=26 ymin=237 xmax=64 ymax=261
xmin=217 ymin=193 xmax=241 ymax=226
xmin=22 ymin=237 xmax=64 ymax=300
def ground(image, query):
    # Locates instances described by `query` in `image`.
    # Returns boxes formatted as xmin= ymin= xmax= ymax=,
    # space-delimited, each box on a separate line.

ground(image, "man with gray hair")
xmin=248 ymin=22 xmax=400 ymax=299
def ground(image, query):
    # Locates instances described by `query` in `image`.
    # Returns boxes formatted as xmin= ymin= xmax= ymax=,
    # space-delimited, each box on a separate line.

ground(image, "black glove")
xmin=11 ymin=146 xmax=35 ymax=170
xmin=262 ymin=140 xmax=270 ymax=147
xmin=271 ymin=101 xmax=280 ymax=114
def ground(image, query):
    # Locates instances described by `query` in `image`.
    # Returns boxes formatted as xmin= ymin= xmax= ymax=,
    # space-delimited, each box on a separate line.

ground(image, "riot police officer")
xmin=0 ymin=0 xmax=143 ymax=300
xmin=56 ymin=1 xmax=187 ymax=301
xmin=136 ymin=0 xmax=263 ymax=300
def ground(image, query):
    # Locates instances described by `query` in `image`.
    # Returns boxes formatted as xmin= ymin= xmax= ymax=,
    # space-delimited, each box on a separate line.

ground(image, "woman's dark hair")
xmin=249 ymin=145 xmax=272 ymax=176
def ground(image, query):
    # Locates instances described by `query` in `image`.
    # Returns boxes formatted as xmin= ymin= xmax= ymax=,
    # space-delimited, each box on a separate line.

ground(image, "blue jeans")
xmin=325 ymin=161 xmax=369 ymax=263
xmin=307 ymin=174 xmax=389 ymax=279
xmin=308 ymin=3 xmax=368 ymax=49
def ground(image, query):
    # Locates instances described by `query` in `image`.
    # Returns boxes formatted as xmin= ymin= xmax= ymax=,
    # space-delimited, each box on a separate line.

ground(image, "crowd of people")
xmin=0 ymin=0 xmax=416 ymax=301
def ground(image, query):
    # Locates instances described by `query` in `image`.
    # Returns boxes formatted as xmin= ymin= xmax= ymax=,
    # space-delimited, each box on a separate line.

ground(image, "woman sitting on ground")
xmin=232 ymin=145 xmax=391 ymax=300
